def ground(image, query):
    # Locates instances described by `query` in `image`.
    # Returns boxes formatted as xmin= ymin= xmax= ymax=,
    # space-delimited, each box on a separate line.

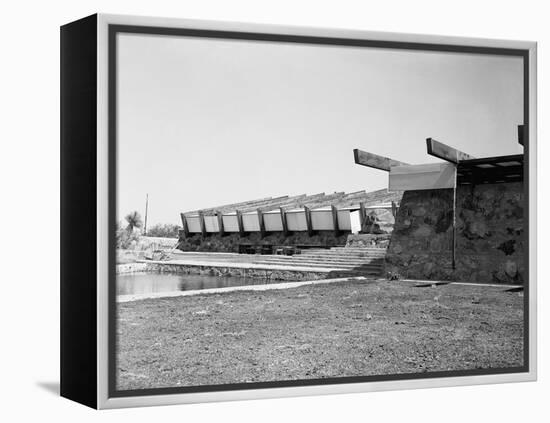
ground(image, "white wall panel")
xmin=286 ymin=210 xmax=307 ymax=231
xmin=222 ymin=214 xmax=239 ymax=232
xmin=203 ymin=215 xmax=219 ymax=233
xmin=310 ymin=210 xmax=333 ymax=230
xmin=242 ymin=213 xmax=260 ymax=232
xmin=337 ymin=210 xmax=352 ymax=230
xmin=350 ymin=210 xmax=362 ymax=234
xmin=186 ymin=216 xmax=201 ymax=233
xmin=264 ymin=211 xmax=284 ymax=231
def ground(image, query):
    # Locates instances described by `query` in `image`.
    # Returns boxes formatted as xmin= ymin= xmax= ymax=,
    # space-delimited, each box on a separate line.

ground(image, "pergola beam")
xmin=426 ymin=138 xmax=475 ymax=164
xmin=353 ymin=149 xmax=408 ymax=171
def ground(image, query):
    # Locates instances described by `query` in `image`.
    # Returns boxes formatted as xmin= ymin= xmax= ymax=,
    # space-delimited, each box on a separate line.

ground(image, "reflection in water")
xmin=116 ymin=273 xmax=269 ymax=295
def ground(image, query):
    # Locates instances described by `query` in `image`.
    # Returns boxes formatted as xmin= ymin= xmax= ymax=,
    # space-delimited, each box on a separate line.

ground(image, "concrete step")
xmin=273 ymin=253 xmax=386 ymax=259
xmin=251 ymin=254 xmax=384 ymax=261
xmin=254 ymin=254 xmax=384 ymax=261
xmin=252 ymin=258 xmax=383 ymax=266
xmin=252 ymin=256 xmax=378 ymax=262
xmin=172 ymin=252 xmax=387 ymax=261
xmin=298 ymin=253 xmax=386 ymax=259
xmin=252 ymin=256 xmax=382 ymax=263
xmin=251 ymin=265 xmax=382 ymax=271
xmin=170 ymin=255 xmax=256 ymax=262
xmin=171 ymin=252 xmax=386 ymax=261
xmin=171 ymin=251 xmax=387 ymax=262
xmin=302 ymin=248 xmax=387 ymax=254
xmin=172 ymin=250 xmax=384 ymax=257
xmin=324 ymin=269 xmax=383 ymax=276
xmin=172 ymin=252 xmax=242 ymax=258
xmin=251 ymin=260 xmax=383 ymax=270
xmin=168 ymin=250 xmax=386 ymax=275
xmin=325 ymin=251 xmax=386 ymax=255
xmin=330 ymin=247 xmax=387 ymax=251
xmin=301 ymin=250 xmax=386 ymax=254
xmin=173 ymin=248 xmax=387 ymax=254
xmin=302 ymin=247 xmax=385 ymax=251
xmin=302 ymin=248 xmax=387 ymax=253
xmin=328 ymin=248 xmax=388 ymax=255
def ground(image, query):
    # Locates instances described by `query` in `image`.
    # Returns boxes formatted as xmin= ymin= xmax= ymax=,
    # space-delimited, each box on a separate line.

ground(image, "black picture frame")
xmin=61 ymin=13 xmax=537 ymax=409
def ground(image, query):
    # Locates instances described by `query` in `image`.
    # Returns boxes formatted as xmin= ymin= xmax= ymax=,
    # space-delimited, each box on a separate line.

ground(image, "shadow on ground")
xmin=36 ymin=381 xmax=59 ymax=396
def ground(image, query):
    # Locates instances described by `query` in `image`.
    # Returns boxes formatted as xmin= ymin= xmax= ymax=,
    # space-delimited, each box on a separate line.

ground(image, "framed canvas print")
xmin=60 ymin=13 xmax=537 ymax=409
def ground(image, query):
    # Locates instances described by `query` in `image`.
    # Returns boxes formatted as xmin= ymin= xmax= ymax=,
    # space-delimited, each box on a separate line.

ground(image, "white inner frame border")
xmin=96 ymin=13 xmax=537 ymax=409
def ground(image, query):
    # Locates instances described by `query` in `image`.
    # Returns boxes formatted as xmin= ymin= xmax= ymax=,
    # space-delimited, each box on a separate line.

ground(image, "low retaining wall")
xmin=144 ymin=262 xmax=329 ymax=282
xmin=116 ymin=263 xmax=148 ymax=274
xmin=346 ymin=234 xmax=391 ymax=248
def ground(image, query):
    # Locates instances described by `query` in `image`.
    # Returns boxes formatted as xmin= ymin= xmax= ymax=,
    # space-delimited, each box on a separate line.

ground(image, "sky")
xmin=116 ymin=33 xmax=523 ymax=226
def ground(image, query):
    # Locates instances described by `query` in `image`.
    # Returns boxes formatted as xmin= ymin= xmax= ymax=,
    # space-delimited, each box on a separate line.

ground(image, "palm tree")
xmin=125 ymin=211 xmax=143 ymax=233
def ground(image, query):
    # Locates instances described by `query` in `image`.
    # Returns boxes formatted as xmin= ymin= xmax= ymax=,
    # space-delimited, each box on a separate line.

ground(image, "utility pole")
xmin=144 ymin=194 xmax=149 ymax=236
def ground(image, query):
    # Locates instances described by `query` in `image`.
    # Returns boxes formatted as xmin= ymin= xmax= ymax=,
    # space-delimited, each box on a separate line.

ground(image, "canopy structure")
xmin=180 ymin=189 xmax=402 ymax=237
xmin=354 ymin=137 xmax=524 ymax=192
xmin=353 ymin=132 xmax=525 ymax=270
xmin=457 ymin=154 xmax=524 ymax=185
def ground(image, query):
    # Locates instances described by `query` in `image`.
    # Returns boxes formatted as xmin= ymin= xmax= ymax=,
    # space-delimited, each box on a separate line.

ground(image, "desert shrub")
xmin=146 ymin=223 xmax=181 ymax=238
xmin=116 ymin=224 xmax=140 ymax=249
xmin=387 ymin=270 xmax=401 ymax=281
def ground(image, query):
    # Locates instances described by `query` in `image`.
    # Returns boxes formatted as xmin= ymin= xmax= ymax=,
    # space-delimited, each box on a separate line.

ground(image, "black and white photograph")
xmin=110 ymin=23 xmax=529 ymax=395
xmin=4 ymin=0 xmax=549 ymax=419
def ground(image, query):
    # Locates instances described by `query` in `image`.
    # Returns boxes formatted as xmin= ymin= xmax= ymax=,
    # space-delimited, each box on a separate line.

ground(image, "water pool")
xmin=116 ymin=273 xmax=269 ymax=295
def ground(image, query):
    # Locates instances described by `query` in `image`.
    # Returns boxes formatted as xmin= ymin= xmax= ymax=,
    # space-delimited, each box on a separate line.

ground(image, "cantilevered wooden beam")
xmin=331 ymin=205 xmax=340 ymax=236
xmin=303 ymin=206 xmax=313 ymax=237
xmin=353 ymin=149 xmax=408 ymax=171
xmin=198 ymin=211 xmax=207 ymax=237
xmin=426 ymin=138 xmax=475 ymax=164
xmin=236 ymin=210 xmax=245 ymax=237
xmin=257 ymin=209 xmax=266 ymax=238
xmin=216 ymin=211 xmax=225 ymax=237
xmin=359 ymin=202 xmax=366 ymax=232
xmin=180 ymin=213 xmax=189 ymax=237
xmin=279 ymin=207 xmax=289 ymax=236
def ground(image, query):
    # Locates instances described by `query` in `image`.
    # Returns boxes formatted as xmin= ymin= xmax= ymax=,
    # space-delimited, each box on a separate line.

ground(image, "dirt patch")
xmin=116 ymin=280 xmax=523 ymax=390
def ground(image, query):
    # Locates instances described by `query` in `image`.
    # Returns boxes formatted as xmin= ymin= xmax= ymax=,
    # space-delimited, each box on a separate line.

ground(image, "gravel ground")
xmin=116 ymin=279 xmax=524 ymax=391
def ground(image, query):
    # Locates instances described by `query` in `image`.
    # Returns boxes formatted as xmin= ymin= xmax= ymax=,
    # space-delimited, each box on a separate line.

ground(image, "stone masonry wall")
xmin=385 ymin=182 xmax=525 ymax=284
xmin=346 ymin=234 xmax=392 ymax=248
xmin=145 ymin=262 xmax=328 ymax=281
xmin=177 ymin=231 xmax=349 ymax=253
